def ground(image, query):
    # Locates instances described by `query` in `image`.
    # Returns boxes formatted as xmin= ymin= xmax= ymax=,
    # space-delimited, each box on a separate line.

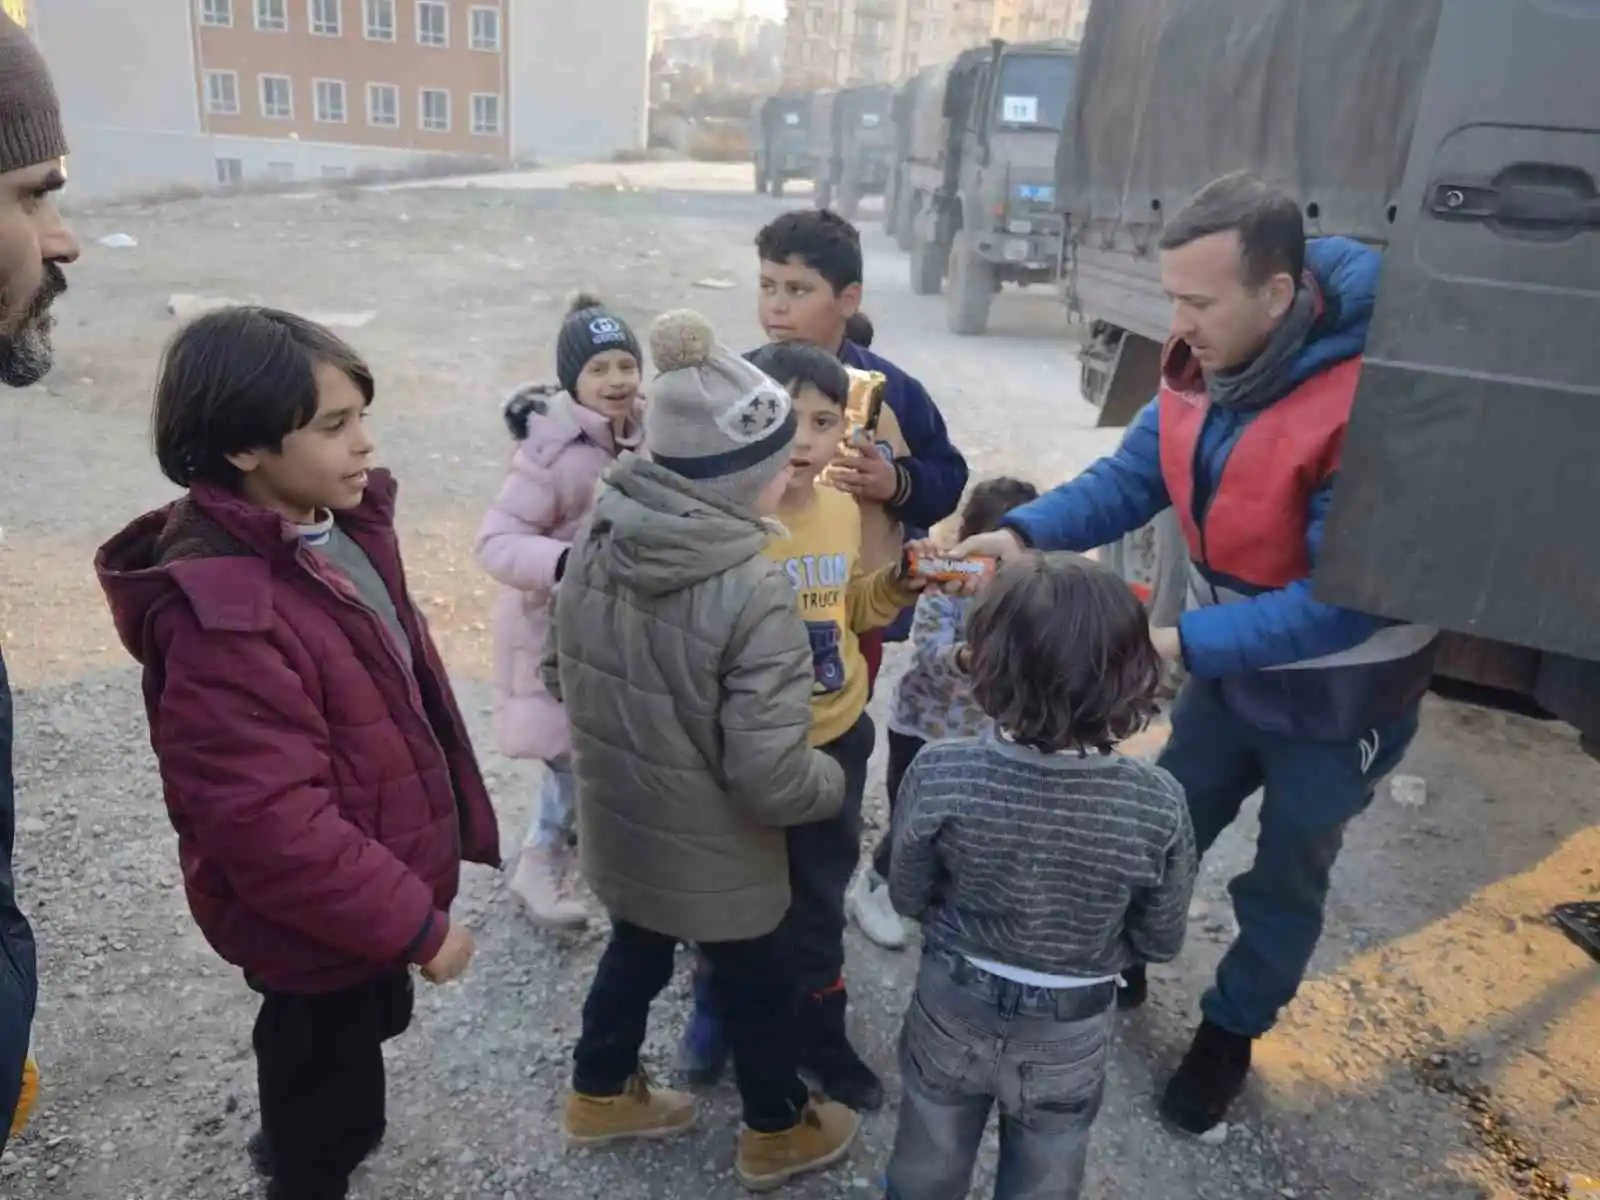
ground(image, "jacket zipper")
xmin=292 ymin=542 xmax=467 ymax=859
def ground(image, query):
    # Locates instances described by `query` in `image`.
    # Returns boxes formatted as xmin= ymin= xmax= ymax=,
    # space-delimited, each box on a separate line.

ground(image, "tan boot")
xmin=508 ymin=845 xmax=588 ymax=930
xmin=735 ymin=1097 xmax=860 ymax=1193
xmin=562 ymin=1072 xmax=696 ymax=1148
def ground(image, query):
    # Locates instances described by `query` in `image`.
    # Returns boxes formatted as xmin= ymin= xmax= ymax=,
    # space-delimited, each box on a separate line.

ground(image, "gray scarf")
xmin=1204 ymin=284 xmax=1320 ymax=412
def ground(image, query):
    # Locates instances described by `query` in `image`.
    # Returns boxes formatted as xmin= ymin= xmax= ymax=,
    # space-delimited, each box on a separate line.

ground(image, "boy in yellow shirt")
xmin=679 ymin=340 xmax=926 ymax=1113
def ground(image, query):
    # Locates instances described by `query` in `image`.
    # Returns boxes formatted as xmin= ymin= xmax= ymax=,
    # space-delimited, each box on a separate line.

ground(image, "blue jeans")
xmin=1157 ymin=678 xmax=1420 ymax=1037
xmin=523 ymin=759 xmax=576 ymax=851
xmin=886 ymin=952 xmax=1116 ymax=1200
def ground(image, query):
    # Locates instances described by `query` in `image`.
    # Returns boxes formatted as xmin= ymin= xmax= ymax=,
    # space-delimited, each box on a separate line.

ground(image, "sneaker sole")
xmin=562 ymin=1110 xmax=696 ymax=1149
xmin=735 ymin=1126 xmax=858 ymax=1193
xmin=846 ymin=899 xmax=909 ymax=952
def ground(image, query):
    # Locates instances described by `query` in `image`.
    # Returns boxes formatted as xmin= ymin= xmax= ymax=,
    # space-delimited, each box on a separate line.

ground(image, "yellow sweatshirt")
xmin=766 ymin=484 xmax=918 ymax=747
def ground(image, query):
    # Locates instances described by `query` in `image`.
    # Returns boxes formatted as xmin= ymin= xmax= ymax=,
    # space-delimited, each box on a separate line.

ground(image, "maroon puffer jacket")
xmin=94 ymin=472 xmax=500 ymax=993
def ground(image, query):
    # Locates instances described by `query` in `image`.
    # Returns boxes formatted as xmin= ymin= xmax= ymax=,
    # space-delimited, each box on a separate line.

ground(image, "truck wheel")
xmin=814 ymin=176 xmax=833 ymax=210
xmin=883 ymin=177 xmax=901 ymax=238
xmin=770 ymin=175 xmax=785 ymax=199
xmin=946 ymin=232 xmax=994 ymax=336
xmin=894 ymin=187 xmax=917 ymax=253
xmin=837 ymin=181 xmax=862 ymax=221
xmin=909 ymin=230 xmax=944 ymax=296
xmin=754 ymin=161 xmax=766 ymax=194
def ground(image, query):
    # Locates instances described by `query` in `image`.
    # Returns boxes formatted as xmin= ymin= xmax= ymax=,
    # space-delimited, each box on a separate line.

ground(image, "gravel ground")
xmin=1 ymin=162 xmax=1596 ymax=1199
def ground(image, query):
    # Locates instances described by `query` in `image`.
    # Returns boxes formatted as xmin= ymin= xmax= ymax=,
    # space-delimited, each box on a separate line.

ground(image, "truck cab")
xmin=812 ymin=83 xmax=894 ymax=220
xmin=900 ymin=39 xmax=1078 ymax=336
xmin=752 ymin=92 xmax=812 ymax=198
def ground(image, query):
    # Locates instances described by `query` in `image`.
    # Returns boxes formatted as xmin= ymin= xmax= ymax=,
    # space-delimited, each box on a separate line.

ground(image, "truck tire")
xmin=754 ymin=161 xmax=767 ymax=194
xmin=883 ymin=176 xmax=901 ymax=239
xmin=909 ymin=230 xmax=944 ymax=296
xmin=814 ymin=175 xmax=833 ymax=210
xmin=946 ymin=232 xmax=994 ymax=336
xmin=894 ymin=186 xmax=916 ymax=253
xmin=837 ymin=181 xmax=862 ymax=221
xmin=770 ymin=175 xmax=785 ymax=199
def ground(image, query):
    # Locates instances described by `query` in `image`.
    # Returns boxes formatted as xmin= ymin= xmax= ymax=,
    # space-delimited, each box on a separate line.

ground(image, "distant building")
xmin=991 ymin=0 xmax=1086 ymax=43
xmin=28 ymin=0 xmax=651 ymax=200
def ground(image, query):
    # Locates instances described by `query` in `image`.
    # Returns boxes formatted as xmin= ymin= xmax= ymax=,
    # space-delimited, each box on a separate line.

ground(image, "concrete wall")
xmin=509 ymin=0 xmax=651 ymax=163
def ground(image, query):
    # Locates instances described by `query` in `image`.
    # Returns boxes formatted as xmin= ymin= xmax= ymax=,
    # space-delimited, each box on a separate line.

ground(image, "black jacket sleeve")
xmin=0 ymin=649 xmax=38 ymax=1152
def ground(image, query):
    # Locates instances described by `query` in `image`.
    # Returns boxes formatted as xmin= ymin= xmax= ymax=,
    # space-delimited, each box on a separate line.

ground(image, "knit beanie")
xmin=556 ymin=291 xmax=643 ymax=397
xmin=645 ymin=309 xmax=796 ymax=509
xmin=0 ymin=14 xmax=68 ymax=174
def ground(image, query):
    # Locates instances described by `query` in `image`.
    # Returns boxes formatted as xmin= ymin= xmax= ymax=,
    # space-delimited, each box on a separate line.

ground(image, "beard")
xmin=0 ymin=262 xmax=68 ymax=388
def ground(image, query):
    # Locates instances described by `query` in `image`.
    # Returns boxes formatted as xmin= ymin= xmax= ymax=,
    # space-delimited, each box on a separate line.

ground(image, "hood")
xmin=1288 ymin=235 xmax=1380 ymax=387
xmin=95 ymin=471 xmax=400 ymax=665
xmin=587 ymin=456 xmax=775 ymax=598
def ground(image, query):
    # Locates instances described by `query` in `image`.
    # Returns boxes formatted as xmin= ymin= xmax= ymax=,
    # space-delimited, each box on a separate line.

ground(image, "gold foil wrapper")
xmin=843 ymin=367 xmax=887 ymax=437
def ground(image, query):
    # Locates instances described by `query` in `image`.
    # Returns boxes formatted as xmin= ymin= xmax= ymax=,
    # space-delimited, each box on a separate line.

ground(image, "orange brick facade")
xmin=193 ymin=0 xmax=510 ymax=161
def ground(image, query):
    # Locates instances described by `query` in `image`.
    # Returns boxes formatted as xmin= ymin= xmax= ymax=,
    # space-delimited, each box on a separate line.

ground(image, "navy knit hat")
xmin=556 ymin=292 xmax=642 ymax=397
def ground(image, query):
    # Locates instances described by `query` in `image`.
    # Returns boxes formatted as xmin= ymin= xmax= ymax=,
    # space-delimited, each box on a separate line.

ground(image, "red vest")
xmin=1157 ymin=355 xmax=1364 ymax=589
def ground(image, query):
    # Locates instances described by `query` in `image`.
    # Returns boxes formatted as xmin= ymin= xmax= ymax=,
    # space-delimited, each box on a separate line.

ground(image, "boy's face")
xmin=573 ymin=348 xmax=641 ymax=425
xmin=784 ymin=381 xmax=845 ymax=497
xmin=758 ymin=256 xmax=861 ymax=351
xmin=228 ymin=361 xmax=375 ymax=524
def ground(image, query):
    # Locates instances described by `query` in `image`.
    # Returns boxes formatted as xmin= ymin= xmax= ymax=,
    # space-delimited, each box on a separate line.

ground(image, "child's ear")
xmin=838 ymin=281 xmax=863 ymax=317
xmin=225 ymin=449 xmax=263 ymax=475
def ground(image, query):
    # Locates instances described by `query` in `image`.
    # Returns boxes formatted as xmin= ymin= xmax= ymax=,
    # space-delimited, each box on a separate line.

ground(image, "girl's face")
xmin=574 ymin=349 xmax=641 ymax=424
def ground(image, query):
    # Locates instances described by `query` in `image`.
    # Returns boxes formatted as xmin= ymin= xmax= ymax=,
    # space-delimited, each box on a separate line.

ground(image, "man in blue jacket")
xmin=957 ymin=173 xmax=1436 ymax=1136
xmin=0 ymin=10 xmax=79 ymax=1149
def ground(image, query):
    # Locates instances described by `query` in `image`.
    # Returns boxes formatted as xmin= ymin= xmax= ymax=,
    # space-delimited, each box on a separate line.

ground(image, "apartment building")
xmin=991 ymin=0 xmax=1087 ymax=43
xmin=26 ymin=0 xmax=651 ymax=200
xmin=893 ymin=0 xmax=995 ymax=78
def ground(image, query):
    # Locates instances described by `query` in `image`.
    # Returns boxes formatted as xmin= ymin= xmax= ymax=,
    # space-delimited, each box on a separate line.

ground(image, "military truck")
xmin=897 ymin=39 xmax=1078 ymax=336
xmin=751 ymin=92 xmax=812 ymax=198
xmin=808 ymin=83 xmax=893 ymax=220
xmin=1055 ymin=0 xmax=1600 ymax=746
xmin=882 ymin=70 xmax=930 ymax=250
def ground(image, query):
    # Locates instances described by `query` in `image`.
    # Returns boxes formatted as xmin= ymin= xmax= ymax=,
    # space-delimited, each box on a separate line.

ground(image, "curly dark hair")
xmin=966 ymin=553 xmax=1161 ymax=755
xmin=755 ymin=208 xmax=863 ymax=293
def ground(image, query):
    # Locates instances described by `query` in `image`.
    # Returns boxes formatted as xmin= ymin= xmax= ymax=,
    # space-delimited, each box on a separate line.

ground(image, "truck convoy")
xmin=892 ymin=38 xmax=1078 ymax=336
xmin=807 ymin=84 xmax=894 ymax=221
xmin=751 ymin=92 xmax=812 ymax=198
xmin=1054 ymin=0 xmax=1600 ymax=747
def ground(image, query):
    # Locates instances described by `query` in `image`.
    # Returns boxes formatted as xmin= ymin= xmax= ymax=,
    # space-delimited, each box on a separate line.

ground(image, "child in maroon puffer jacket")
xmin=95 ymin=307 xmax=501 ymax=1200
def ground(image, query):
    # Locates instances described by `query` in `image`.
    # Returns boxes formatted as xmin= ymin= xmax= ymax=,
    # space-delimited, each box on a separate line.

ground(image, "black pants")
xmin=574 ymin=921 xmax=809 ymax=1133
xmin=252 ymin=970 xmax=414 ymax=1200
xmin=781 ymin=713 xmax=875 ymax=998
xmin=871 ymin=730 xmax=926 ymax=883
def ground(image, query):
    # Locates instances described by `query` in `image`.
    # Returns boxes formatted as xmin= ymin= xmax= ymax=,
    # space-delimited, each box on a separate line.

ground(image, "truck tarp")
xmin=1057 ymin=0 xmax=1443 ymax=240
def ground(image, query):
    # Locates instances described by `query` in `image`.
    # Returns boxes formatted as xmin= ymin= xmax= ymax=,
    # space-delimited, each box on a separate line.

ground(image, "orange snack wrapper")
xmin=906 ymin=549 xmax=996 ymax=583
xmin=10 ymin=1054 xmax=38 ymax=1138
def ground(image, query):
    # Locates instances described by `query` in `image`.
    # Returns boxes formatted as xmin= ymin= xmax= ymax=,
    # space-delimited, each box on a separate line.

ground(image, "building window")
xmin=367 ymin=82 xmax=399 ymax=127
xmin=266 ymin=161 xmax=296 ymax=182
xmin=310 ymin=0 xmax=341 ymax=36
xmin=417 ymin=0 xmax=447 ymax=47
xmin=471 ymin=92 xmax=501 ymax=135
xmin=204 ymin=71 xmax=239 ymax=116
xmin=364 ymin=0 xmax=394 ymax=40
xmin=254 ymin=0 xmax=286 ymax=30
xmin=215 ymin=157 xmax=243 ymax=186
xmin=314 ymin=78 xmax=347 ymax=123
xmin=469 ymin=6 xmax=500 ymax=51
xmin=259 ymin=74 xmax=292 ymax=119
xmin=419 ymin=87 xmax=450 ymax=132
xmin=200 ymin=0 xmax=232 ymax=27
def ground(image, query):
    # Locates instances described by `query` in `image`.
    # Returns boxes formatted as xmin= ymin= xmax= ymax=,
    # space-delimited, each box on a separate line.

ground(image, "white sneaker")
xmin=508 ymin=845 xmax=589 ymax=930
xmin=847 ymin=871 xmax=908 ymax=951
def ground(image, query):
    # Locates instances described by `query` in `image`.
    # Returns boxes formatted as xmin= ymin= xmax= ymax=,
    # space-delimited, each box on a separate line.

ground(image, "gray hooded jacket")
xmin=543 ymin=455 xmax=844 ymax=943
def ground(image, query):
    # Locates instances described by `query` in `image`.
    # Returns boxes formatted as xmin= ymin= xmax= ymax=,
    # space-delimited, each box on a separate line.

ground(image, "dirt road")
xmin=1 ymin=162 xmax=1595 ymax=1199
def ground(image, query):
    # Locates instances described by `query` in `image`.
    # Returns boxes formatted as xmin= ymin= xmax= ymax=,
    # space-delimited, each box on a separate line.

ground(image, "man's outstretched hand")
xmin=947 ymin=528 xmax=1028 ymax=565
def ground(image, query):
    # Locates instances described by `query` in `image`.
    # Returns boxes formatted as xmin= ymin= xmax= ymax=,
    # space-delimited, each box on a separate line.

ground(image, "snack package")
xmin=842 ymin=367 xmax=887 ymax=441
xmin=906 ymin=548 xmax=996 ymax=583
xmin=10 ymin=1054 xmax=37 ymax=1138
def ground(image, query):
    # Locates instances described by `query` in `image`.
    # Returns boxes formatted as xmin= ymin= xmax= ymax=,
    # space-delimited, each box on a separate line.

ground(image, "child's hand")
xmin=830 ymin=435 xmax=899 ymax=502
xmin=421 ymin=919 xmax=476 ymax=984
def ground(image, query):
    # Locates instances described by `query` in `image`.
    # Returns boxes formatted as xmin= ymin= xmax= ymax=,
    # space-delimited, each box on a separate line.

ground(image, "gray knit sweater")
xmin=889 ymin=726 xmax=1197 ymax=978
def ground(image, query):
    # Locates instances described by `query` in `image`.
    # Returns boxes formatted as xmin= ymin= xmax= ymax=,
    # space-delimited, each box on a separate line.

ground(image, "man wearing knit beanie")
xmin=0 ymin=8 xmax=76 ymax=1152
xmin=0 ymin=10 xmax=77 ymax=390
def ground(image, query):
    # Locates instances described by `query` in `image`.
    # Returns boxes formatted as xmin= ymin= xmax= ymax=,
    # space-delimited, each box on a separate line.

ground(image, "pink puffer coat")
xmin=477 ymin=385 xmax=641 ymax=762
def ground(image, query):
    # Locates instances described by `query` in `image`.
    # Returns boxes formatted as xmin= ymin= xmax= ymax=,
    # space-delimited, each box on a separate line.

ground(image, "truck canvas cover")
xmin=1057 ymin=0 xmax=1443 ymax=241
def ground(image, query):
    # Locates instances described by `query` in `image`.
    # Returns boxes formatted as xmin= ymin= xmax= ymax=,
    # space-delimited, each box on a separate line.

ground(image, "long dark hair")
xmin=966 ymin=553 xmax=1160 ymax=755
